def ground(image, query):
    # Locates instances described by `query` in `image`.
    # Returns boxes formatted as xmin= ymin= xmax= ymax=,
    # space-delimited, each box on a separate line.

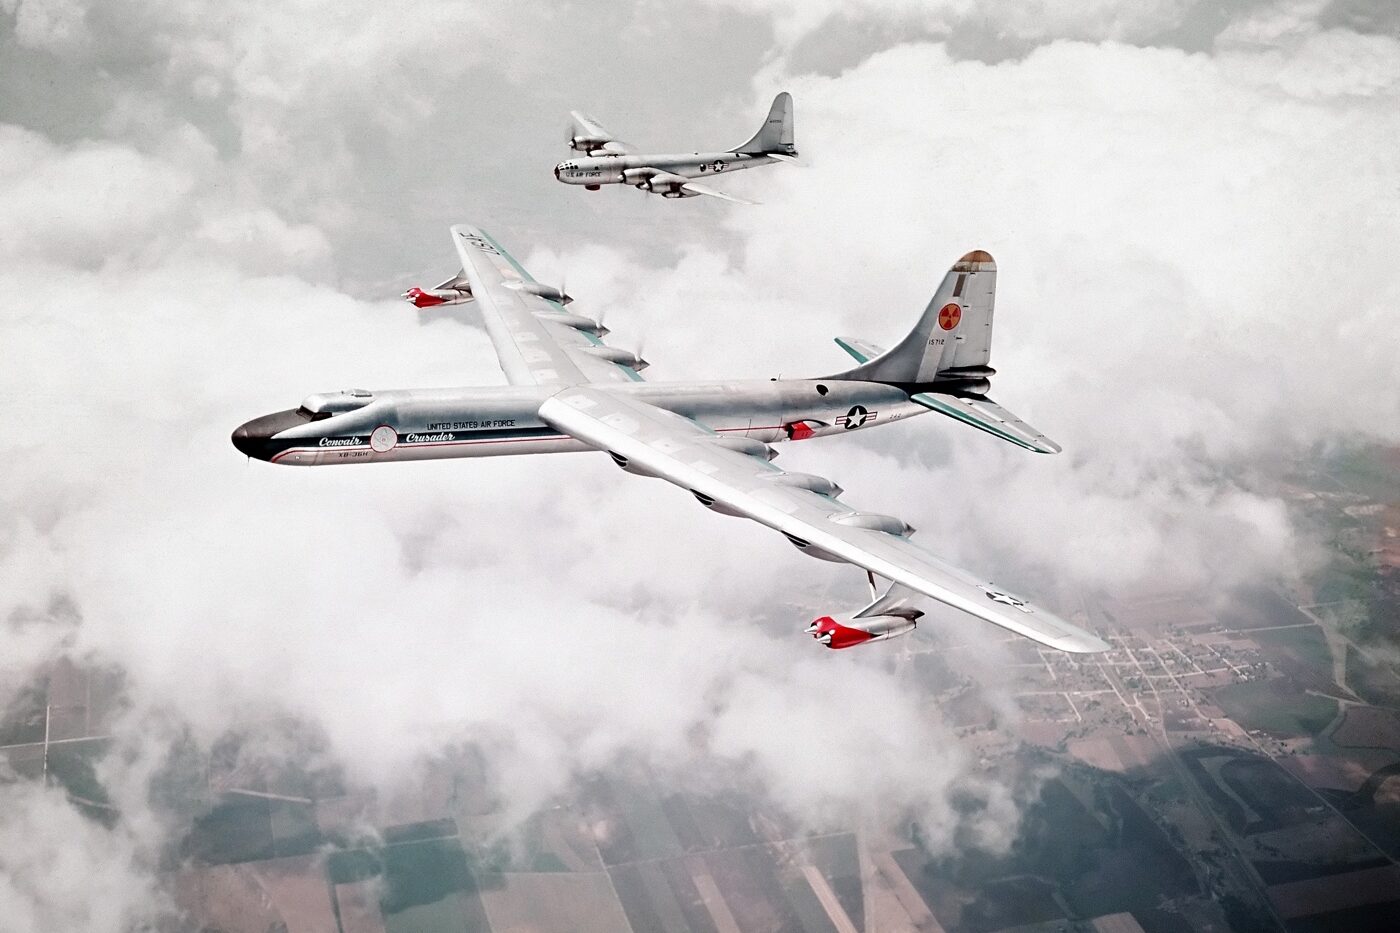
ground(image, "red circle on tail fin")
xmin=938 ymin=303 xmax=961 ymax=330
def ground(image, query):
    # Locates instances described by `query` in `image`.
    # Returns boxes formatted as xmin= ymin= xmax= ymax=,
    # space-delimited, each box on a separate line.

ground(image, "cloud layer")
xmin=2 ymin=0 xmax=1399 ymax=925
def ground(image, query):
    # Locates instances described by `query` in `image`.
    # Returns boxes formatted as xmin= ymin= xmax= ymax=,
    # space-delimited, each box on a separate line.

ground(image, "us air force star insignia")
xmin=983 ymin=588 xmax=1034 ymax=613
xmin=836 ymin=405 xmax=876 ymax=430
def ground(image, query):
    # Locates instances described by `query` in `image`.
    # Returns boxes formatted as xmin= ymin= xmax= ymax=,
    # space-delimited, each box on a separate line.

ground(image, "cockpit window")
xmin=299 ymin=389 xmax=375 ymax=417
xmin=295 ymin=406 xmax=333 ymax=421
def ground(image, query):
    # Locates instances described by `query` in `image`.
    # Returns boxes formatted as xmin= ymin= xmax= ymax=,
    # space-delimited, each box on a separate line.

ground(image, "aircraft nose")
xmin=553 ymin=163 xmax=562 ymax=179
xmin=231 ymin=423 xmax=256 ymax=457
xmin=231 ymin=408 xmax=308 ymax=461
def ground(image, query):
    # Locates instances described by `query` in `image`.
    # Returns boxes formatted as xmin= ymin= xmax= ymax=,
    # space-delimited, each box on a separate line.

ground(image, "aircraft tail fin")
xmin=832 ymin=250 xmax=997 ymax=384
xmin=732 ymin=92 xmax=796 ymax=156
xmin=824 ymin=250 xmax=1059 ymax=454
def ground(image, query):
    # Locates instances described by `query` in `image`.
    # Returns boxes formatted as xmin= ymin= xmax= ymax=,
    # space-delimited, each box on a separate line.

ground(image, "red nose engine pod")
xmin=805 ymin=613 xmax=916 ymax=649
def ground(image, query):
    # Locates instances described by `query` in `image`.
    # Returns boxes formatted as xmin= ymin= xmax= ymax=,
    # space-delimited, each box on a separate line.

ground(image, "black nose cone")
xmin=231 ymin=423 xmax=257 ymax=457
xmin=231 ymin=409 xmax=310 ymax=461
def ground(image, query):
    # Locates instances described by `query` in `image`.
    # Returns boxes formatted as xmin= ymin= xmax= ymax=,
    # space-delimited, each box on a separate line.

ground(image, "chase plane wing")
xmin=569 ymin=111 xmax=634 ymax=155
xmin=538 ymin=386 xmax=1109 ymax=653
xmin=451 ymin=225 xmax=648 ymax=385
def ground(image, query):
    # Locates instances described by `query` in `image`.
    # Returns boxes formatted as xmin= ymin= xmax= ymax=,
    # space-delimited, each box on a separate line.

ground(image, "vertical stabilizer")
xmin=834 ymin=251 xmax=997 ymax=383
xmin=732 ymin=92 xmax=797 ymax=155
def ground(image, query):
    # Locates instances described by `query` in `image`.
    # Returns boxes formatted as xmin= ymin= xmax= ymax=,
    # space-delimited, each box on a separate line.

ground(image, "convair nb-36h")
xmin=554 ymin=92 xmax=797 ymax=204
xmin=233 ymin=225 xmax=1109 ymax=655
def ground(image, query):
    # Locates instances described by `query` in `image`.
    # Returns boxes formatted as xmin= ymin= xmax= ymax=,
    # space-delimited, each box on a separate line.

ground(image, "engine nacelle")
xmin=762 ymin=471 xmax=843 ymax=498
xmin=570 ymin=134 xmax=610 ymax=154
xmin=507 ymin=281 xmax=573 ymax=305
xmin=583 ymin=346 xmax=649 ymax=371
xmin=806 ymin=613 xmax=917 ymax=649
xmin=829 ymin=511 xmax=915 ymax=537
xmin=536 ymin=311 xmax=609 ymax=337
xmin=639 ymin=171 xmax=689 ymax=195
xmin=403 ymin=286 xmax=472 ymax=308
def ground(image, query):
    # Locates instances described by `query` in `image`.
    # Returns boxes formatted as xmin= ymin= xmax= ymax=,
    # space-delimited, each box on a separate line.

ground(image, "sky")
xmin=1 ymin=0 xmax=1399 ymax=928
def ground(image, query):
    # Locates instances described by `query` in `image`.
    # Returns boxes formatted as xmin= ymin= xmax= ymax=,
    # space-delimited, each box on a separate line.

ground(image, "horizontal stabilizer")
xmin=834 ymin=336 xmax=885 ymax=364
xmin=681 ymin=181 xmax=757 ymax=204
xmin=911 ymin=392 xmax=1061 ymax=454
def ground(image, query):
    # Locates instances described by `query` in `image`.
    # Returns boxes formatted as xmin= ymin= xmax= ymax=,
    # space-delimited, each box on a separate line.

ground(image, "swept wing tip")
xmin=1063 ymin=634 xmax=1113 ymax=654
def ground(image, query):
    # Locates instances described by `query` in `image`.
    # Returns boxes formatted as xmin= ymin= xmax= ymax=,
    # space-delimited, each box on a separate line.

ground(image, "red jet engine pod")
xmin=806 ymin=613 xmax=917 ymax=649
xmin=402 ymin=286 xmax=472 ymax=308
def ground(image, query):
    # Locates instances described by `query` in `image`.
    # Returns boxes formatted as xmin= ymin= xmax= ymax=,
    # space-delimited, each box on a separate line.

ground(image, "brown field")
xmin=1068 ymin=735 xmax=1159 ymax=774
xmin=479 ymin=872 xmax=632 ymax=933
xmin=334 ymin=879 xmax=387 ymax=933
xmin=246 ymin=854 xmax=338 ymax=932
xmin=1281 ymin=754 xmax=1391 ymax=794
xmin=1332 ymin=706 xmax=1400 ymax=753
xmin=1267 ymin=864 xmax=1400 ymax=919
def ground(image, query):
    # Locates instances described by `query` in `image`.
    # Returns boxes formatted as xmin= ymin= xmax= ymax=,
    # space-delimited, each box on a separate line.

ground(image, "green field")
xmin=1210 ymin=680 xmax=1337 ymax=737
xmin=1254 ymin=624 xmax=1333 ymax=671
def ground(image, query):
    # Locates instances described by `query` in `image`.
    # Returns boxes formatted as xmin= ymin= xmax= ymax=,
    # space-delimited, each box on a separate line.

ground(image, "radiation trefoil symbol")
xmin=938 ymin=303 xmax=962 ymax=330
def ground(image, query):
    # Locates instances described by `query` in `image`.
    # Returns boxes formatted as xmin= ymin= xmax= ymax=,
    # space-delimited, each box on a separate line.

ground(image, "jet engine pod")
xmin=805 ymin=613 xmax=917 ymax=649
xmin=402 ymin=286 xmax=473 ymax=308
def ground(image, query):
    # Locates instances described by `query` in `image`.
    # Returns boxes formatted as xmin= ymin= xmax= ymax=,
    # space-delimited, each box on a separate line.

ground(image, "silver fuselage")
xmin=234 ymin=380 xmax=926 ymax=466
xmin=554 ymin=152 xmax=775 ymax=187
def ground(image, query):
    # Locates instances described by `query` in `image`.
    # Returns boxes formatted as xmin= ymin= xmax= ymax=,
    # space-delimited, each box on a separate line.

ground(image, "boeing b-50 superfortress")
xmin=233 ymin=226 xmax=1109 ymax=654
xmin=553 ymin=92 xmax=797 ymax=204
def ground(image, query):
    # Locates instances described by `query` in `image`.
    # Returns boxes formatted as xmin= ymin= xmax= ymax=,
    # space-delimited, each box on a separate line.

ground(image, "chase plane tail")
xmin=732 ymin=92 xmax=797 ymax=156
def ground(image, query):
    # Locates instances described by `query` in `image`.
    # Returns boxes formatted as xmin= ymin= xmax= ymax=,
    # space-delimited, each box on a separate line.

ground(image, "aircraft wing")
xmin=680 ymin=180 xmax=756 ymax=205
xmin=450 ymin=225 xmax=647 ymax=385
xmin=570 ymin=111 xmax=634 ymax=155
xmin=538 ymin=386 xmax=1109 ymax=653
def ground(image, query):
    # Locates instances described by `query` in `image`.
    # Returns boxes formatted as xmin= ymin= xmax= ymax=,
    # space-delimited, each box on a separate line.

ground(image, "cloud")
xmin=0 ymin=781 xmax=170 ymax=933
xmin=1 ymin=0 xmax=1398 ymax=922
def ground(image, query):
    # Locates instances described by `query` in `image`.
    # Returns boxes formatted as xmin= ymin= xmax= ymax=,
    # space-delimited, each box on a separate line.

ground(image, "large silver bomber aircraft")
xmin=553 ymin=93 xmax=797 ymax=204
xmin=232 ymin=225 xmax=1109 ymax=655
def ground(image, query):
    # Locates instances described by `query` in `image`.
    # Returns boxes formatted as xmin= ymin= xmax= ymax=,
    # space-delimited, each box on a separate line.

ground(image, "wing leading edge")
xmin=450 ymin=225 xmax=647 ymax=386
xmin=538 ymin=386 xmax=1109 ymax=653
